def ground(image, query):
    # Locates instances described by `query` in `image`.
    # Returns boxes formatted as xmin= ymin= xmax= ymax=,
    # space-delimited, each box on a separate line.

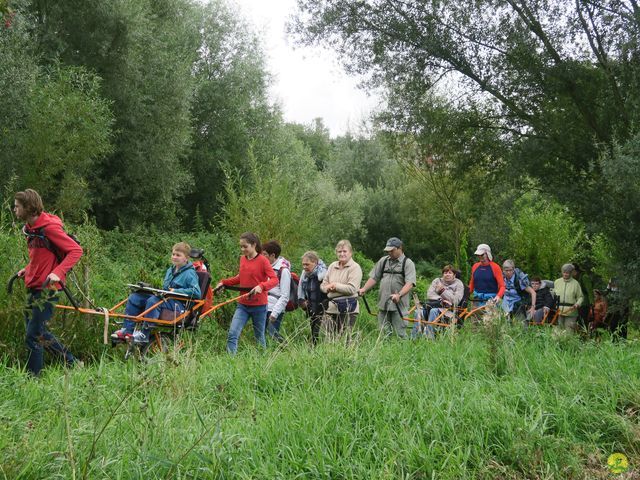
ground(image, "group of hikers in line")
xmin=13 ymin=189 xmax=631 ymax=375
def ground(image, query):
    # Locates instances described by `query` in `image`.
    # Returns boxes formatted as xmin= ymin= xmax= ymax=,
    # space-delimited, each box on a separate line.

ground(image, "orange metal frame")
xmin=55 ymin=291 xmax=249 ymax=327
xmin=403 ymin=302 xmax=489 ymax=329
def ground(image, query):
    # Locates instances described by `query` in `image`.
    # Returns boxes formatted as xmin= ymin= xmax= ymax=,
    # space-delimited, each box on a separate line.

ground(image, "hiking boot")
xmin=110 ymin=328 xmax=131 ymax=341
xmin=132 ymin=331 xmax=149 ymax=344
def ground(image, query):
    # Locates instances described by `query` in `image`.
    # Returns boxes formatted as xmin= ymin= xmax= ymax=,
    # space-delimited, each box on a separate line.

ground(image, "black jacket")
xmin=534 ymin=286 xmax=555 ymax=310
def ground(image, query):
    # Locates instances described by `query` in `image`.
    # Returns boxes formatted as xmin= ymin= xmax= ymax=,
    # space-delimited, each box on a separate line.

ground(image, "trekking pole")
xmin=361 ymin=294 xmax=375 ymax=316
xmin=394 ymin=298 xmax=404 ymax=318
xmin=41 ymin=278 xmax=80 ymax=310
xmin=7 ymin=272 xmax=19 ymax=294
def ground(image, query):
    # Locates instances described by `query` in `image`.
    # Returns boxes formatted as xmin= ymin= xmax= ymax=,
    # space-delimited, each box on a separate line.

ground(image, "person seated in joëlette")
xmin=111 ymin=242 xmax=201 ymax=344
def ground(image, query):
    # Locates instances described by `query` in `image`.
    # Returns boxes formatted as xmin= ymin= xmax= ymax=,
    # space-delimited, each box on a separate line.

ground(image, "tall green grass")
xmin=1 ymin=228 xmax=638 ymax=477
xmin=1 ymin=324 xmax=638 ymax=479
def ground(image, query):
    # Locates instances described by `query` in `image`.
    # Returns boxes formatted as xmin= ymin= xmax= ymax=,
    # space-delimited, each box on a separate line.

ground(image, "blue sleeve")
xmin=162 ymin=267 xmax=172 ymax=290
xmin=172 ymin=269 xmax=201 ymax=298
xmin=517 ymin=270 xmax=531 ymax=290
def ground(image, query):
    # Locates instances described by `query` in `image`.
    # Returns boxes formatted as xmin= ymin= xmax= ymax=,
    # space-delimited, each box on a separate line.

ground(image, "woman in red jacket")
xmin=216 ymin=232 xmax=278 ymax=354
xmin=468 ymin=243 xmax=505 ymax=307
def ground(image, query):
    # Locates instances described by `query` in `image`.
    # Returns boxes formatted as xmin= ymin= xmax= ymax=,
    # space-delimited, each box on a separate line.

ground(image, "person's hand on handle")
xmin=249 ymin=285 xmax=263 ymax=297
xmin=45 ymin=272 xmax=60 ymax=286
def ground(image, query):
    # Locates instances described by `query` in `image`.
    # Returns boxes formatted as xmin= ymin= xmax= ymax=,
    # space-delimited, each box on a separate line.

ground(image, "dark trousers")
xmin=608 ymin=312 xmax=628 ymax=341
xmin=308 ymin=312 xmax=323 ymax=345
xmin=25 ymin=290 xmax=76 ymax=376
xmin=577 ymin=305 xmax=590 ymax=328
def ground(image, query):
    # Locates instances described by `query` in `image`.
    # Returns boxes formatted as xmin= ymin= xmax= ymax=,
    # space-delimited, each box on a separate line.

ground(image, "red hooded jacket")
xmin=23 ymin=212 xmax=83 ymax=290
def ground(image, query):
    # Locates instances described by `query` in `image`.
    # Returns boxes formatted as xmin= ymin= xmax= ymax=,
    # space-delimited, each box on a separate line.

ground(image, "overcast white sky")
xmin=232 ymin=0 xmax=381 ymax=137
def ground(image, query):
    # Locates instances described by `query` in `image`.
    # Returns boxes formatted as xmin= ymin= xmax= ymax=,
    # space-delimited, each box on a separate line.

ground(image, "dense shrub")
xmin=504 ymin=193 xmax=583 ymax=279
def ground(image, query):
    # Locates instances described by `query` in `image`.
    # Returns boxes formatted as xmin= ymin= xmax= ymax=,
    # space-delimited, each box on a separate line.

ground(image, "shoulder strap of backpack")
xmin=382 ymin=256 xmax=407 ymax=277
xmin=26 ymin=226 xmax=62 ymax=262
xmin=381 ymin=256 xmax=389 ymax=275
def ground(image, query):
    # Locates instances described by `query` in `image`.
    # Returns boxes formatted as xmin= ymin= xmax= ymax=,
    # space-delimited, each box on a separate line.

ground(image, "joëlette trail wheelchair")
xmin=8 ymin=248 xmax=248 ymax=359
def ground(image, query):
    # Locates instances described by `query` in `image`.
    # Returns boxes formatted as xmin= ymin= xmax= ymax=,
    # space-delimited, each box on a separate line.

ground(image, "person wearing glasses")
xmin=501 ymin=259 xmax=536 ymax=319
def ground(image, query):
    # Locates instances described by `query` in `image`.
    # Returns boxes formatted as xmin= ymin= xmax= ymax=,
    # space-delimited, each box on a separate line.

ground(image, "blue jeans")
xmin=227 ymin=304 xmax=267 ymax=354
xmin=25 ymin=290 xmax=76 ymax=376
xmin=266 ymin=311 xmax=285 ymax=342
xmin=123 ymin=292 xmax=186 ymax=336
xmin=471 ymin=291 xmax=497 ymax=308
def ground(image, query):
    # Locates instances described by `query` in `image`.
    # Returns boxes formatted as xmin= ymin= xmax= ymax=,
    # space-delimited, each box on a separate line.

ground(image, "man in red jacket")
xmin=14 ymin=189 xmax=83 ymax=376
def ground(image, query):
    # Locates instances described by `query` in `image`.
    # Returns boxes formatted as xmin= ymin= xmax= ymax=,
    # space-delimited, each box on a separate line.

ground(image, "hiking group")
xmin=12 ymin=189 xmax=630 ymax=374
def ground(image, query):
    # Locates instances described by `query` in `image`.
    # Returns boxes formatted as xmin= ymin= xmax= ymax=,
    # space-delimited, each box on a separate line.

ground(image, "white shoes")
xmin=132 ymin=331 xmax=149 ymax=344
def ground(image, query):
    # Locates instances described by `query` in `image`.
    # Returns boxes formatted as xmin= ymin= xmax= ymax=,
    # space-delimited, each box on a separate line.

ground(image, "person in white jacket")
xmin=262 ymin=240 xmax=291 ymax=343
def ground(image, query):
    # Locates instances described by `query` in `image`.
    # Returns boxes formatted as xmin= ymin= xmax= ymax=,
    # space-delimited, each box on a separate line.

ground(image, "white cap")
xmin=474 ymin=243 xmax=493 ymax=261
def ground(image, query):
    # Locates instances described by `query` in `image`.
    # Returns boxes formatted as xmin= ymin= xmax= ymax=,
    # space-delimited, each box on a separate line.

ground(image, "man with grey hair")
xmin=553 ymin=263 xmax=583 ymax=332
xmin=359 ymin=237 xmax=416 ymax=338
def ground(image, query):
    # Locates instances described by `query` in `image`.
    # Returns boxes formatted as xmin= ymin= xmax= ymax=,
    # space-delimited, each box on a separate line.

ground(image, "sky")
xmin=232 ymin=0 xmax=381 ymax=137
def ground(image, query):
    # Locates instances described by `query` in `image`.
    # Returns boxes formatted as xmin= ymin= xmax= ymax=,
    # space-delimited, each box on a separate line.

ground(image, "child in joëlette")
xmin=112 ymin=242 xmax=201 ymax=343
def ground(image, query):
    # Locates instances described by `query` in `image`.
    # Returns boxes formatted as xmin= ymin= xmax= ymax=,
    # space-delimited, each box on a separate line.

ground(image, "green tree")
xmin=184 ymin=1 xmax=278 ymax=225
xmin=328 ymin=131 xmax=395 ymax=190
xmin=0 ymin=0 xmax=38 ymax=187
xmin=219 ymin=146 xmax=319 ymax=252
xmin=219 ymin=127 xmax=368 ymax=255
xmin=292 ymin=0 xmax=640 ymax=286
xmin=29 ymin=0 xmax=201 ymax=228
xmin=597 ymin=132 xmax=640 ymax=296
xmin=289 ymin=118 xmax=333 ymax=170
xmin=20 ymin=66 xmax=113 ymax=219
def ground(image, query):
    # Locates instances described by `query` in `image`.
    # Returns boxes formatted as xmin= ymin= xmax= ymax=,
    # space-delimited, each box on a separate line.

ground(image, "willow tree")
xmin=292 ymin=0 xmax=640 ymax=288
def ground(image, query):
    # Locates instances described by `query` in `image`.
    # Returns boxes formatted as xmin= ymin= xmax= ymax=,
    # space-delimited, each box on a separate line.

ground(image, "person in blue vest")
xmin=469 ymin=243 xmax=505 ymax=307
xmin=297 ymin=251 xmax=328 ymax=345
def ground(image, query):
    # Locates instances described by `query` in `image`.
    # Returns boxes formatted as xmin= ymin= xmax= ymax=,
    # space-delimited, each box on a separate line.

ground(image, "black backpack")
xmin=22 ymin=225 xmax=81 ymax=263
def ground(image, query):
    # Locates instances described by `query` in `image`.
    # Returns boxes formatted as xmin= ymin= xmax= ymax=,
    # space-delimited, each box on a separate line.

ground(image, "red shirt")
xmin=221 ymin=254 xmax=278 ymax=306
xmin=23 ymin=212 xmax=83 ymax=290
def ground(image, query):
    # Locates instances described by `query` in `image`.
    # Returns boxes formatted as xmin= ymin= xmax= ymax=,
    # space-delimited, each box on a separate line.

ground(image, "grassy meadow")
xmin=1 ymin=315 xmax=639 ymax=479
